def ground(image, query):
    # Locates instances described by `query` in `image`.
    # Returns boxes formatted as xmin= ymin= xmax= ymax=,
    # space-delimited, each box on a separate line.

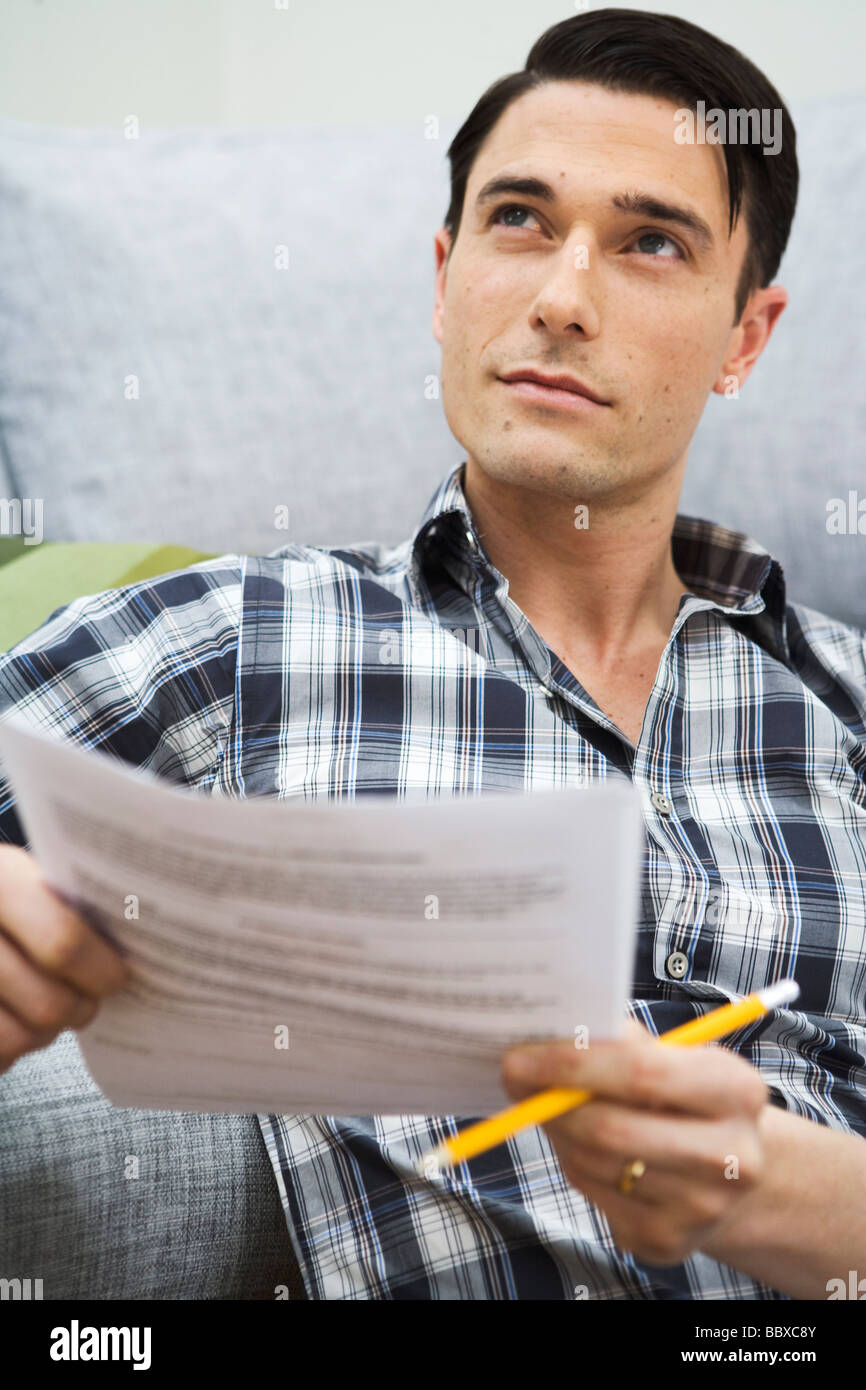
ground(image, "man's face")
xmin=432 ymin=81 xmax=755 ymax=504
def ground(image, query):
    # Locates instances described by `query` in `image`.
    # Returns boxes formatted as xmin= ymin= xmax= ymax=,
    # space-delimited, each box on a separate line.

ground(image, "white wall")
xmin=0 ymin=0 xmax=862 ymax=130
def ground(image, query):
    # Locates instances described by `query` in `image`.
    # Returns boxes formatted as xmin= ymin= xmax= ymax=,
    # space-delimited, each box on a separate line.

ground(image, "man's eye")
xmin=631 ymin=231 xmax=684 ymax=260
xmin=487 ymin=207 xmax=684 ymax=261
xmin=488 ymin=203 xmax=542 ymax=232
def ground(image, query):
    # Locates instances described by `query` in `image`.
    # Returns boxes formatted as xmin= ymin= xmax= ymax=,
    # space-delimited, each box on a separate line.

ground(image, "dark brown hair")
xmin=443 ymin=9 xmax=798 ymax=322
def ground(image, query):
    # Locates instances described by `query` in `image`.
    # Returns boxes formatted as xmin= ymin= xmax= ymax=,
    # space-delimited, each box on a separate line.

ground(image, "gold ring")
xmin=618 ymin=1158 xmax=647 ymax=1194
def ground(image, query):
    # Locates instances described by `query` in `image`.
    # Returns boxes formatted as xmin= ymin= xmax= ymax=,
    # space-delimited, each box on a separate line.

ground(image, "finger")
xmin=501 ymin=1034 xmax=767 ymax=1120
xmin=0 ymin=849 xmax=130 ymax=996
xmin=544 ymin=1100 xmax=762 ymax=1191
xmin=0 ymin=930 xmax=100 ymax=1034
xmin=0 ymin=1004 xmax=63 ymax=1071
xmin=500 ymin=1019 xmax=651 ymax=1109
xmin=556 ymin=1166 xmax=712 ymax=1267
xmin=562 ymin=1150 xmax=738 ymax=1225
xmin=0 ymin=993 xmax=97 ymax=1071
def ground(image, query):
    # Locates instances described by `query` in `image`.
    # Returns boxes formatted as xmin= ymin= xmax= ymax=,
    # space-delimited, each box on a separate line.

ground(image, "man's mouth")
xmin=497 ymin=368 xmax=611 ymax=413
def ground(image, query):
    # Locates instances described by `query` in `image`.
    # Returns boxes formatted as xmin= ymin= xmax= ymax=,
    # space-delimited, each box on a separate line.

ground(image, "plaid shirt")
xmin=1 ymin=460 xmax=865 ymax=1300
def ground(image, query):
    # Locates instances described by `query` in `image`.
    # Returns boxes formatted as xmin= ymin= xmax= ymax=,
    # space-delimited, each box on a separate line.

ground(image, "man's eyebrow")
xmin=611 ymin=191 xmax=715 ymax=252
xmin=474 ymin=174 xmax=558 ymax=208
xmin=473 ymin=175 xmax=716 ymax=252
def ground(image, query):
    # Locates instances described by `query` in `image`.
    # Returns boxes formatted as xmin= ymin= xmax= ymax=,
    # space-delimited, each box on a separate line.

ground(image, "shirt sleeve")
xmin=745 ymin=1011 xmax=866 ymax=1141
xmin=0 ymin=557 xmax=244 ymax=849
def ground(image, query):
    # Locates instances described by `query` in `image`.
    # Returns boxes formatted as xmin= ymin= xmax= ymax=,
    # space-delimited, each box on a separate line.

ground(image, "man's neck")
xmin=461 ymin=458 xmax=689 ymax=669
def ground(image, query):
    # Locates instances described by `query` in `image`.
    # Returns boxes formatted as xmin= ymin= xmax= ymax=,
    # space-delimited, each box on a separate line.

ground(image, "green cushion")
xmin=0 ymin=536 xmax=31 ymax=571
xmin=0 ymin=542 xmax=218 ymax=652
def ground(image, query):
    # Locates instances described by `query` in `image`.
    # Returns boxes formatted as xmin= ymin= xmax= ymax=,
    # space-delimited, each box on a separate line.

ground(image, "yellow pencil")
xmin=416 ymin=978 xmax=800 ymax=1177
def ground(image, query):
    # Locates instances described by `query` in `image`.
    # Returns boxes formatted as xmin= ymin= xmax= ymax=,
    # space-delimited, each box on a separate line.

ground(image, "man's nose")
xmin=527 ymin=234 xmax=602 ymax=338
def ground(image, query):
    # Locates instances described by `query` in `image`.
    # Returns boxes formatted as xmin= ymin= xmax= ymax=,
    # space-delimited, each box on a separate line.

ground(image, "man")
xmin=0 ymin=9 xmax=864 ymax=1300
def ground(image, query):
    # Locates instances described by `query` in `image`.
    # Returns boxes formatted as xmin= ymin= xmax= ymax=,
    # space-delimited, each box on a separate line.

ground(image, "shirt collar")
xmin=408 ymin=461 xmax=791 ymax=667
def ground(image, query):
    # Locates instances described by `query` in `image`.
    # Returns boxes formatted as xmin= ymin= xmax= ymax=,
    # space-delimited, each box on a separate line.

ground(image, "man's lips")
xmin=497 ymin=371 xmax=611 ymax=413
xmin=499 ymin=368 xmax=608 ymax=403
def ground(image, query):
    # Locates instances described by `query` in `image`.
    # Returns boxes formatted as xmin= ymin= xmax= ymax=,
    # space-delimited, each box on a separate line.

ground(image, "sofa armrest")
xmin=0 ymin=542 xmax=218 ymax=652
xmin=0 ymin=1031 xmax=306 ymax=1300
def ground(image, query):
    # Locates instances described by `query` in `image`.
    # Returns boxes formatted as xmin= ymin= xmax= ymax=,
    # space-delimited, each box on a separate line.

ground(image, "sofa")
xmin=0 ymin=95 xmax=863 ymax=1299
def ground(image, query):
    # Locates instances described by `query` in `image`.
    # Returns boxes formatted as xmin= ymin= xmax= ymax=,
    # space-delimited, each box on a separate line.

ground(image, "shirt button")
xmin=665 ymin=950 xmax=689 ymax=980
xmin=650 ymin=790 xmax=673 ymax=815
xmin=465 ymin=530 xmax=478 ymax=550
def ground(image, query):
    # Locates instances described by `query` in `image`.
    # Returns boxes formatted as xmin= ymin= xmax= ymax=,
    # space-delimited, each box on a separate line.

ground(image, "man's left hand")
xmin=501 ymin=1020 xmax=768 ymax=1266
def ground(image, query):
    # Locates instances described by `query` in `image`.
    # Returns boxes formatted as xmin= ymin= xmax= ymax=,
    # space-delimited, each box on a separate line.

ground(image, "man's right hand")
xmin=0 ymin=845 xmax=132 ymax=1072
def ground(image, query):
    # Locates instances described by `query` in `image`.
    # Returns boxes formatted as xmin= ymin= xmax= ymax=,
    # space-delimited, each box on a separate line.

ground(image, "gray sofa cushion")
xmin=0 ymin=1030 xmax=307 ymax=1300
xmin=0 ymin=117 xmax=458 ymax=559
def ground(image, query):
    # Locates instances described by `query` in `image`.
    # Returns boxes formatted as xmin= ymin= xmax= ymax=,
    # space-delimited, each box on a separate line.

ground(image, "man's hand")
xmin=0 ymin=845 xmax=131 ymax=1072
xmin=501 ymin=1019 xmax=768 ymax=1267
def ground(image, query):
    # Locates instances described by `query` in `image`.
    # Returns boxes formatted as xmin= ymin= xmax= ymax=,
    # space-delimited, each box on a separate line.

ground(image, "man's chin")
xmin=465 ymin=452 xmax=615 ymax=499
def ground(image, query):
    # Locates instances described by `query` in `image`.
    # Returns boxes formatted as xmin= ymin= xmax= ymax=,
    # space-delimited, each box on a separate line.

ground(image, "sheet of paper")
xmin=0 ymin=715 xmax=643 ymax=1115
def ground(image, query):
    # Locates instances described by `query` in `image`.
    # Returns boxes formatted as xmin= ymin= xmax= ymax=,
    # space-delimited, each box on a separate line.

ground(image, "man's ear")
xmin=711 ymin=284 xmax=788 ymax=396
xmin=432 ymin=227 xmax=452 ymax=345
